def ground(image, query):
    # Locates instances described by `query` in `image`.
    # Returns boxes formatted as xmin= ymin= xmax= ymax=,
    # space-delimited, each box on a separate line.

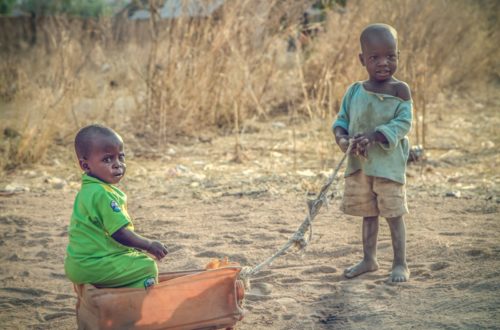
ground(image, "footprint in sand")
xmin=50 ymin=273 xmax=67 ymax=280
xmin=0 ymin=287 xmax=59 ymax=310
xmin=439 ymin=231 xmax=463 ymax=236
xmin=313 ymin=313 xmax=346 ymax=326
xmin=31 ymin=232 xmax=50 ymax=239
xmin=312 ymin=282 xmax=337 ymax=291
xmin=246 ymin=282 xmax=273 ymax=302
xmin=220 ymin=213 xmax=247 ymax=223
xmin=430 ymin=261 xmax=450 ymax=271
xmin=411 ymin=267 xmax=432 ymax=280
xmin=195 ymin=250 xmax=221 ymax=258
xmin=1 ymin=215 xmax=28 ymax=226
xmin=165 ymin=244 xmax=183 ymax=254
xmin=194 ymin=251 xmax=249 ymax=264
xmin=152 ymin=219 xmax=176 ymax=226
xmin=465 ymin=248 xmax=489 ymax=257
xmin=280 ymin=276 xmax=303 ymax=284
xmin=231 ymin=238 xmax=253 ymax=245
xmin=36 ymin=251 xmax=50 ymax=258
xmin=276 ymin=297 xmax=298 ymax=309
xmin=204 ymin=241 xmax=224 ymax=247
xmin=250 ymin=233 xmax=276 ymax=241
xmin=362 ymin=282 xmax=399 ymax=299
xmin=2 ymin=287 xmax=51 ymax=297
xmin=301 ymin=265 xmax=337 ymax=275
xmin=166 ymin=231 xmax=200 ymax=240
xmin=277 ymin=228 xmax=295 ymax=234
xmin=331 ymin=246 xmax=356 ymax=258
xmin=317 ymin=275 xmax=339 ymax=283
xmin=26 ymin=237 xmax=53 ymax=248
xmin=251 ymin=282 xmax=273 ymax=295
xmin=43 ymin=310 xmax=75 ymax=321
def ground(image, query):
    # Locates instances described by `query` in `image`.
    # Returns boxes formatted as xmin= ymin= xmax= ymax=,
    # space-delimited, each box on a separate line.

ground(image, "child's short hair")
xmin=360 ymin=23 xmax=398 ymax=50
xmin=74 ymin=124 xmax=119 ymax=159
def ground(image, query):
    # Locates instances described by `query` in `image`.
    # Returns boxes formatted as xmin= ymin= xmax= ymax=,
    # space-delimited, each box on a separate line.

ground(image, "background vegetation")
xmin=0 ymin=0 xmax=498 ymax=171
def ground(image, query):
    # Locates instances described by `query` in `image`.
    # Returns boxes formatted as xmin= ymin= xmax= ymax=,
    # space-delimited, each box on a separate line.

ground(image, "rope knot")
xmin=292 ymin=231 xmax=308 ymax=250
xmin=239 ymin=266 xmax=253 ymax=290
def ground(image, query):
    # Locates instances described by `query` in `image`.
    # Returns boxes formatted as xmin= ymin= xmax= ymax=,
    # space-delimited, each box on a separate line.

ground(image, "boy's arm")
xmin=396 ymin=81 xmax=412 ymax=101
xmin=375 ymin=98 xmax=412 ymax=150
xmin=334 ymin=126 xmax=350 ymax=153
xmin=112 ymin=227 xmax=168 ymax=260
xmin=333 ymin=83 xmax=359 ymax=153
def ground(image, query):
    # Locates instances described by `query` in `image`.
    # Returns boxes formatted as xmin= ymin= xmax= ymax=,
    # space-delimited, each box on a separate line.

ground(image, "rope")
xmin=239 ymin=141 xmax=353 ymax=287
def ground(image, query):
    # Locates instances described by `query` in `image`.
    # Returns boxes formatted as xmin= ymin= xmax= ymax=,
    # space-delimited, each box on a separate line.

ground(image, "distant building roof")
xmin=129 ymin=0 xmax=224 ymax=20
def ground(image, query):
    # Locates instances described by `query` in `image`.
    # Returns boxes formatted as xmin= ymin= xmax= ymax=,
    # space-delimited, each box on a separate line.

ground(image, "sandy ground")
xmin=0 ymin=90 xmax=499 ymax=329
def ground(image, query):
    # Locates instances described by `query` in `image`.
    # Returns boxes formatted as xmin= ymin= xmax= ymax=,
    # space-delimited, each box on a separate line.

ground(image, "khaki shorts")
xmin=341 ymin=170 xmax=408 ymax=218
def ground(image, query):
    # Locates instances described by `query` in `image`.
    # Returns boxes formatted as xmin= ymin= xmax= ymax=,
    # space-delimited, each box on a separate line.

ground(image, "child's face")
xmin=80 ymin=134 xmax=126 ymax=184
xmin=359 ymin=33 xmax=398 ymax=82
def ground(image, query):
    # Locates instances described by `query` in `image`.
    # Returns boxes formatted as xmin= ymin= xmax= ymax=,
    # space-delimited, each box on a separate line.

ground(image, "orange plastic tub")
xmin=73 ymin=267 xmax=245 ymax=330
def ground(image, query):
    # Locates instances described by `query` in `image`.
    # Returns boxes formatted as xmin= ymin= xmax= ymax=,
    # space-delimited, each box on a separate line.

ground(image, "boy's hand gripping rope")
xmin=239 ymin=141 xmax=353 ymax=287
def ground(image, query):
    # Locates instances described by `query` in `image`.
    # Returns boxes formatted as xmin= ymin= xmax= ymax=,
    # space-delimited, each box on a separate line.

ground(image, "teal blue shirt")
xmin=332 ymin=82 xmax=413 ymax=184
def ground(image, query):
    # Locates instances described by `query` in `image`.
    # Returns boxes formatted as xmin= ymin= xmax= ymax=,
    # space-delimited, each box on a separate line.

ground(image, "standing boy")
xmin=333 ymin=23 xmax=412 ymax=282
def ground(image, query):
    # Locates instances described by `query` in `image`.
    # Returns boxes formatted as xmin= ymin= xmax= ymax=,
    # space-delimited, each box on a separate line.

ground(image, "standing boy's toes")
xmin=344 ymin=260 xmax=379 ymax=279
xmin=390 ymin=265 xmax=410 ymax=282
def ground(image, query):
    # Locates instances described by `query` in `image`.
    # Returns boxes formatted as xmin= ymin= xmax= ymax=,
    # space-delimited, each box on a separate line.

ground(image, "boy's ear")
xmin=79 ymin=158 xmax=90 ymax=172
xmin=358 ymin=53 xmax=365 ymax=66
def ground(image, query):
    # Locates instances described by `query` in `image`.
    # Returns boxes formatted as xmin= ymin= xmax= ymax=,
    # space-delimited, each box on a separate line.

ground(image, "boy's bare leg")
xmin=344 ymin=216 xmax=380 ymax=278
xmin=386 ymin=216 xmax=410 ymax=282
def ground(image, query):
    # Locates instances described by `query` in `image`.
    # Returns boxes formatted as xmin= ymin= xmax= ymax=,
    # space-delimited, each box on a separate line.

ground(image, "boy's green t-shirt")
xmin=65 ymin=174 xmax=158 ymax=288
xmin=332 ymin=82 xmax=413 ymax=184
xmin=66 ymin=174 xmax=134 ymax=262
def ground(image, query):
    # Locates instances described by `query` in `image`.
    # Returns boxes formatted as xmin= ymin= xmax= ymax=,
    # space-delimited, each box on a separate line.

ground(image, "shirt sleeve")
xmin=332 ymin=83 xmax=358 ymax=133
xmin=375 ymin=100 xmax=413 ymax=150
xmin=93 ymin=188 xmax=131 ymax=236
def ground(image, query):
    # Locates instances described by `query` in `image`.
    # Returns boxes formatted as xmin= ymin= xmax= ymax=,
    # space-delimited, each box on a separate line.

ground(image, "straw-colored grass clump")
xmin=0 ymin=0 xmax=497 ymax=171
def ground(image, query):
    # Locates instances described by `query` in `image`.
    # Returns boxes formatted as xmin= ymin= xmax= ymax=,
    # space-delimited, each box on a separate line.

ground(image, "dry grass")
xmin=0 ymin=0 xmax=497 ymax=172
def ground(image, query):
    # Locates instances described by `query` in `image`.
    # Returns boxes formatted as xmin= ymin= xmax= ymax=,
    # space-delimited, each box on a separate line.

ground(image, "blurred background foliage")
xmin=0 ymin=0 xmax=113 ymax=17
xmin=0 ymin=0 xmax=498 ymax=171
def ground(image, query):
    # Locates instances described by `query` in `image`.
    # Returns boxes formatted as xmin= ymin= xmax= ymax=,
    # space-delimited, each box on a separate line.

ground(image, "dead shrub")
xmin=0 ymin=0 xmax=496 ymax=171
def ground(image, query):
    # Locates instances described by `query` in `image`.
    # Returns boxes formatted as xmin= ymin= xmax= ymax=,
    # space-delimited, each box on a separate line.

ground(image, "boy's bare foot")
xmin=344 ymin=260 xmax=379 ymax=278
xmin=390 ymin=264 xmax=410 ymax=282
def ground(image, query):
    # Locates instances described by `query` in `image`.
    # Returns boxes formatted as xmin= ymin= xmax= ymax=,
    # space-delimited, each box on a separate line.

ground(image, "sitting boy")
xmin=64 ymin=124 xmax=168 ymax=289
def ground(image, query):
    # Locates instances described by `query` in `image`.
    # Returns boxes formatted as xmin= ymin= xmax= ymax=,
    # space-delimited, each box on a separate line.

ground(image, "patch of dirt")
xmin=0 ymin=89 xmax=499 ymax=329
